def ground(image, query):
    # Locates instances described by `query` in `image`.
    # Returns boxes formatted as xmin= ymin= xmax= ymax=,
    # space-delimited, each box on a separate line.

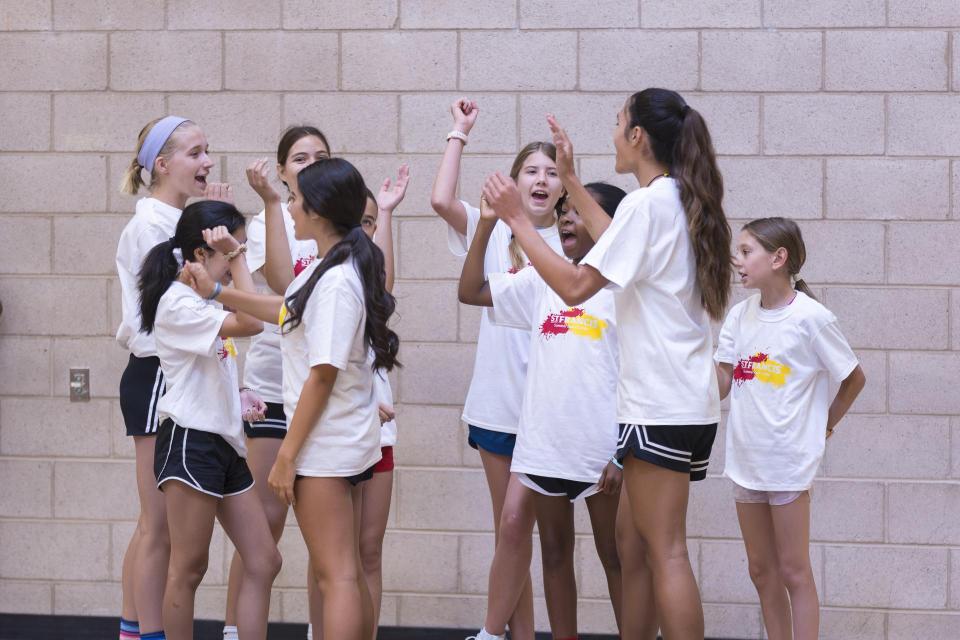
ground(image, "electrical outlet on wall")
xmin=69 ymin=368 xmax=90 ymax=402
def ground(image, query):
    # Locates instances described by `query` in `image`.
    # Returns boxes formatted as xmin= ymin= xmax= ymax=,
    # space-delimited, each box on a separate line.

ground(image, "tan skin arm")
xmin=457 ymin=202 xmax=497 ymax=307
xmin=429 ymin=98 xmax=479 ymax=237
xmin=717 ymin=362 xmax=734 ymax=400
xmin=189 ymin=226 xmax=263 ymax=337
xmin=248 ymin=158 xmax=296 ymax=294
xmin=547 ymin=115 xmax=613 ymax=241
xmin=183 ymin=261 xmax=284 ymax=326
xmin=267 ymin=364 xmax=338 ymax=505
xmin=374 ymin=164 xmax=410 ymax=294
xmin=484 ymin=172 xmax=609 ymax=306
xmin=826 ymin=365 xmax=866 ymax=438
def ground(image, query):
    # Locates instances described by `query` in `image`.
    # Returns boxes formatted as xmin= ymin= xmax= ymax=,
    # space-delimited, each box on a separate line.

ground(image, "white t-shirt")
xmin=243 ymin=203 xmax=318 ymax=404
xmin=489 ymin=266 xmax=619 ymax=483
xmin=447 ymin=200 xmax=562 ymax=434
xmin=154 ymin=282 xmax=246 ymax=457
xmin=582 ymin=178 xmax=721 ymax=425
xmin=374 ymin=369 xmax=397 ymax=447
xmin=116 ymin=197 xmax=182 ymax=357
xmin=715 ymin=292 xmax=858 ymax=491
xmin=280 ymin=259 xmax=382 ymax=476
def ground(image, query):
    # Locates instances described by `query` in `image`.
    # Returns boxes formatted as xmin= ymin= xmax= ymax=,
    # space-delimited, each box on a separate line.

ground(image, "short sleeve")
xmin=446 ymin=200 xmax=482 ymax=257
xmin=581 ymin=197 xmax=651 ymax=290
xmin=489 ymin=267 xmax=544 ymax=331
xmin=715 ymin=308 xmax=739 ymax=365
xmin=304 ymin=268 xmax=364 ymax=370
xmin=135 ymin=223 xmax=172 ymax=265
xmin=157 ymin=295 xmax=229 ymax=358
xmin=811 ymin=320 xmax=859 ymax=382
xmin=245 ymin=213 xmax=267 ymax=273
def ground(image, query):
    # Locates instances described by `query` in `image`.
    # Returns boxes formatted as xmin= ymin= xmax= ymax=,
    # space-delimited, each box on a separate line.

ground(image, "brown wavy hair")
xmin=626 ymin=88 xmax=731 ymax=320
xmin=506 ymin=141 xmax=560 ymax=272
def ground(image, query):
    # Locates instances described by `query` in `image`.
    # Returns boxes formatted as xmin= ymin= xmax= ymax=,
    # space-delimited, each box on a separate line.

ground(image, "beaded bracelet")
xmin=224 ymin=243 xmax=247 ymax=261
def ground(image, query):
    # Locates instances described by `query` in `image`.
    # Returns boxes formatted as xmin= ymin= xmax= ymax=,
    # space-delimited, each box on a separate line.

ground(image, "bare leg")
xmin=294 ymin=477 xmax=370 ymax=640
xmin=133 ymin=435 xmax=169 ymax=634
xmin=218 ymin=488 xmax=283 ymax=640
xmin=359 ymin=470 xmax=393 ymax=639
xmin=482 ymin=476 xmax=537 ymax=637
xmin=308 ymin=567 xmax=323 ymax=636
xmin=478 ymin=449 xmax=535 ymax=640
xmin=120 ymin=523 xmax=140 ymax=622
xmin=615 ymin=487 xmax=658 ymax=639
xmin=532 ymin=494 xmax=577 ymax=638
xmin=224 ymin=438 xmax=289 ymax=627
xmin=736 ymin=501 xmax=792 ymax=640
xmin=585 ymin=490 xmax=623 ymax=633
xmin=623 ymin=458 xmax=702 ymax=640
xmin=161 ymin=482 xmax=217 ymax=640
xmin=770 ymin=493 xmax=818 ymax=640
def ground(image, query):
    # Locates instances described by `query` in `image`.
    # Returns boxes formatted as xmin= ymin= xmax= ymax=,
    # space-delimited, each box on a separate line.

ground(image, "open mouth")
xmin=560 ymin=228 xmax=577 ymax=246
xmin=195 ymin=174 xmax=208 ymax=188
xmin=530 ymin=189 xmax=549 ymax=205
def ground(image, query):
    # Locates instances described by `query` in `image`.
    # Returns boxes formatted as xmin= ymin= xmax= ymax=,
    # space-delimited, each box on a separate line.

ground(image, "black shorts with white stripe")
xmin=154 ymin=419 xmax=254 ymax=499
xmin=243 ymin=401 xmax=286 ymax=439
xmin=616 ymin=423 xmax=717 ymax=481
xmin=119 ymin=354 xmax=165 ymax=437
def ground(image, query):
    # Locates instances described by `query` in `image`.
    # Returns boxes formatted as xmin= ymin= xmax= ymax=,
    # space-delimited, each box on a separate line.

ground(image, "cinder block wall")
xmin=0 ymin=1 xmax=958 ymax=637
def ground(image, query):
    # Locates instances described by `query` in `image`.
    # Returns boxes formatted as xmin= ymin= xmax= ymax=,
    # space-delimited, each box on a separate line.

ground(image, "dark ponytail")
xmin=138 ymin=200 xmax=246 ymax=334
xmin=626 ymin=88 xmax=732 ymax=321
xmin=281 ymin=159 xmax=400 ymax=372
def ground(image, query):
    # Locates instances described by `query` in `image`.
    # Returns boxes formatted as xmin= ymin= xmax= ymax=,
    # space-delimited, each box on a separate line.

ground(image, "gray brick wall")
xmin=0 ymin=0 xmax=957 ymax=636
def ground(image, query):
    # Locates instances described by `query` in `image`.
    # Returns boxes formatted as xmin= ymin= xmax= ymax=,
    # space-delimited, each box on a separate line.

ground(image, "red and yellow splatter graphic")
xmin=733 ymin=352 xmax=791 ymax=387
xmin=294 ymin=254 xmax=316 ymax=276
xmin=540 ymin=307 xmax=608 ymax=341
xmin=218 ymin=338 xmax=238 ymax=361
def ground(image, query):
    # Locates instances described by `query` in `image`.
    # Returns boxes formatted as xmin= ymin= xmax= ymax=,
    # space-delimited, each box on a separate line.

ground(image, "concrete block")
xmin=342 ymin=31 xmax=456 ymax=90
xmin=823 ymin=415 xmax=950 ymax=479
xmin=0 ymin=94 xmax=51 ymax=150
xmin=580 ymin=30 xmax=699 ymax=91
xmin=461 ymin=31 xmax=576 ymax=91
xmin=826 ymin=30 xmax=948 ymax=91
xmin=764 ymin=95 xmax=884 ymax=155
xmin=703 ymin=31 xmax=822 ymax=91
xmin=826 ymin=158 xmax=950 ymax=220
xmin=0 ymin=398 xmax=112 ymax=457
xmin=225 ymin=32 xmax=337 ymax=91
xmin=0 ymin=33 xmax=106 ymax=90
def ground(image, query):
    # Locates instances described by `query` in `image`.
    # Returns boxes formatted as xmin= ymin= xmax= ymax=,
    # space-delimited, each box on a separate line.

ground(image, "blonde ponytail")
xmin=119 ymin=156 xmax=145 ymax=195
xmin=508 ymin=234 xmax=525 ymax=272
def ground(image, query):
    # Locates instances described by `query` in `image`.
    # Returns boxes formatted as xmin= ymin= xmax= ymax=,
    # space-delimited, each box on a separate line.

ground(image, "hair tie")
xmin=681 ymin=104 xmax=691 ymax=117
xmin=137 ymin=115 xmax=189 ymax=172
xmin=168 ymin=236 xmax=178 ymax=247
xmin=172 ymin=247 xmax=184 ymax=268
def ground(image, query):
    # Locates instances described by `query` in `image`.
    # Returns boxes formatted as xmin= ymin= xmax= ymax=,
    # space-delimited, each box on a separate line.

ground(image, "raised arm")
xmin=247 ymin=158 xmax=295 ymax=294
xmin=484 ymin=172 xmax=608 ymax=306
xmin=199 ymin=226 xmax=263 ymax=337
xmin=457 ymin=198 xmax=497 ymax=307
xmin=429 ymin=98 xmax=479 ymax=237
xmin=547 ymin=115 xmax=612 ymax=241
xmin=375 ymin=164 xmax=410 ymax=294
xmin=183 ymin=261 xmax=283 ymax=326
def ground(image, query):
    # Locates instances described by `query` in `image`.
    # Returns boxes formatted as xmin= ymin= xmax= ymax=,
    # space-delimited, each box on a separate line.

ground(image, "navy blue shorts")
xmin=467 ymin=425 xmax=516 ymax=457
xmin=518 ymin=473 xmax=597 ymax=502
xmin=616 ymin=423 xmax=717 ymax=481
xmin=243 ymin=401 xmax=286 ymax=439
xmin=119 ymin=354 xmax=165 ymax=437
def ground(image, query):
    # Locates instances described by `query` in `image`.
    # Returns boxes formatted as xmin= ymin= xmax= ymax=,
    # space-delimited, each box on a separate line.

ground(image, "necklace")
xmin=646 ymin=171 xmax=669 ymax=188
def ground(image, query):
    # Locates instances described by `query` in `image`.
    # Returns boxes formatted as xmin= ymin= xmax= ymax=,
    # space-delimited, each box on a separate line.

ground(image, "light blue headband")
xmin=137 ymin=116 xmax=190 ymax=172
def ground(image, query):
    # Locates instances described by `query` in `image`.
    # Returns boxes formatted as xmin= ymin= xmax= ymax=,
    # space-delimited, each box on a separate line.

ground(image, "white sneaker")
xmin=465 ymin=629 xmax=505 ymax=640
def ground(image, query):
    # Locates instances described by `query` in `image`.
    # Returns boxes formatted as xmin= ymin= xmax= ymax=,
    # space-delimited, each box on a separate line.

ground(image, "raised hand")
xmin=451 ymin=98 xmax=479 ymax=134
xmin=246 ymin=158 xmax=281 ymax=204
xmin=181 ymin=261 xmax=217 ymax=298
xmin=479 ymin=194 xmax=497 ymax=221
xmin=546 ymin=114 xmax=575 ymax=179
xmin=376 ymin=164 xmax=410 ymax=213
xmin=204 ymin=182 xmax=235 ymax=204
xmin=202 ymin=225 xmax=240 ymax=254
xmin=482 ymin=172 xmax=524 ymax=226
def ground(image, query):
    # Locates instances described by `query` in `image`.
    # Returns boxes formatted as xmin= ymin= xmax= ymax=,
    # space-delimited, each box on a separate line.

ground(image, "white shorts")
xmin=732 ymin=481 xmax=809 ymax=507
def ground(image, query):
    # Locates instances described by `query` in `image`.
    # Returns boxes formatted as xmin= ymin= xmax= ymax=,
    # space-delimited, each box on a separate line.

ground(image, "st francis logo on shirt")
xmin=294 ymin=254 xmax=316 ymax=276
xmin=540 ymin=308 xmax=607 ymax=341
xmin=733 ymin=352 xmax=791 ymax=388
xmin=218 ymin=338 xmax=238 ymax=361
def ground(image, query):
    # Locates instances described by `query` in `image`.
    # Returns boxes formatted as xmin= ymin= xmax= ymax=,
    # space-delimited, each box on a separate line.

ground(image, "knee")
xmin=498 ymin=510 xmax=531 ymax=547
xmin=644 ymin=538 xmax=690 ymax=571
xmin=138 ymin=515 xmax=169 ymax=548
xmin=248 ymin=547 xmax=282 ymax=582
xmin=169 ymin=556 xmax=208 ymax=591
xmin=594 ymin=539 xmax=621 ymax=573
xmin=539 ymin=533 xmax=574 ymax=570
xmin=359 ymin=535 xmax=383 ymax=575
xmin=778 ymin=559 xmax=814 ymax=593
xmin=747 ymin=556 xmax=780 ymax=590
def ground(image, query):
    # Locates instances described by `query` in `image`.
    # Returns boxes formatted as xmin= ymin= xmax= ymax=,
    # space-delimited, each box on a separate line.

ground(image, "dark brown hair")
xmin=626 ymin=88 xmax=731 ymax=320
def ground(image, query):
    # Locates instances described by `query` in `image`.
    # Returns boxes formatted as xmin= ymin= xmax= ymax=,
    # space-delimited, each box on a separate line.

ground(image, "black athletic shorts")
xmin=616 ymin=423 xmax=717 ymax=481
xmin=243 ymin=401 xmax=287 ymax=439
xmin=119 ymin=354 xmax=165 ymax=437
xmin=518 ymin=473 xmax=597 ymax=502
xmin=154 ymin=419 xmax=253 ymax=498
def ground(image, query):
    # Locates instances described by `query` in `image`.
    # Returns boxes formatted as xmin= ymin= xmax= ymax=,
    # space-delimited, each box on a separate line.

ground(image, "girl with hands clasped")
xmin=220 ymin=125 xmax=328 ymax=640
xmin=115 ymin=115 xmax=233 ymax=640
xmin=138 ymin=202 xmax=280 ymax=640
xmin=484 ymin=88 xmax=734 ymax=640
xmin=715 ymin=219 xmax=865 ymax=640
xmin=188 ymin=158 xmax=399 ymax=640
xmin=431 ymin=98 xmax=566 ymax=640
xmin=460 ymin=185 xmax=627 ymax=640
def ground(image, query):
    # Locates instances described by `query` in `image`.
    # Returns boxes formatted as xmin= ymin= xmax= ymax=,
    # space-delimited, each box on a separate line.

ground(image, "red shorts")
xmin=372 ymin=446 xmax=394 ymax=473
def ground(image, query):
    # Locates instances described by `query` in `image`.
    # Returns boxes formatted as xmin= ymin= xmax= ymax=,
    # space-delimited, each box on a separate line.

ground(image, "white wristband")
xmin=446 ymin=130 xmax=468 ymax=145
